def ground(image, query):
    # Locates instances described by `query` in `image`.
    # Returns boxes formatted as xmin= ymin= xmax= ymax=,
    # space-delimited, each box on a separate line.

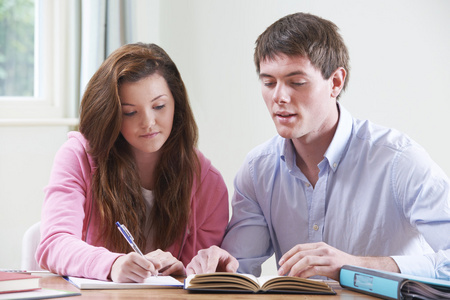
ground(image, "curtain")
xmin=78 ymin=0 xmax=132 ymax=116
xmin=51 ymin=0 xmax=153 ymax=119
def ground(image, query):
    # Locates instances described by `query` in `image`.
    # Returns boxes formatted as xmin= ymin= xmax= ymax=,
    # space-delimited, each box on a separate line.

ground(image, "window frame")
xmin=0 ymin=0 xmax=79 ymax=120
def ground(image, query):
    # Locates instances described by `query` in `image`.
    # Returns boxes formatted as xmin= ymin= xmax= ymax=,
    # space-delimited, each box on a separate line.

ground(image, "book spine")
xmin=339 ymin=268 xmax=400 ymax=300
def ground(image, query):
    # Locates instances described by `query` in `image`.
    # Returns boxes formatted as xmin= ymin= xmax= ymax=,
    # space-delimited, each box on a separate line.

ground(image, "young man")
xmin=186 ymin=12 xmax=450 ymax=280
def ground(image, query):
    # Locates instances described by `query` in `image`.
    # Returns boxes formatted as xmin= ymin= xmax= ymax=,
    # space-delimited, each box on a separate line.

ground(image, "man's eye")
xmin=263 ymin=82 xmax=275 ymax=87
xmin=292 ymin=82 xmax=306 ymax=86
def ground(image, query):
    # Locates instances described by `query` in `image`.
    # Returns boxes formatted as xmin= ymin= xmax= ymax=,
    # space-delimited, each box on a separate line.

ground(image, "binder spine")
xmin=340 ymin=267 xmax=400 ymax=300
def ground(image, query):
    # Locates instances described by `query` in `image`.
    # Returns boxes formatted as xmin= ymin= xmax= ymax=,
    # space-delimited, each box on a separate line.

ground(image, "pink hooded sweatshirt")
xmin=36 ymin=132 xmax=229 ymax=280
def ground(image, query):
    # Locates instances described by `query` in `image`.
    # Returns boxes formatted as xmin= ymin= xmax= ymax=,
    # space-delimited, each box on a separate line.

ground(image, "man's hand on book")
xmin=277 ymin=242 xmax=359 ymax=281
xmin=186 ymin=245 xmax=239 ymax=275
xmin=277 ymin=242 xmax=400 ymax=281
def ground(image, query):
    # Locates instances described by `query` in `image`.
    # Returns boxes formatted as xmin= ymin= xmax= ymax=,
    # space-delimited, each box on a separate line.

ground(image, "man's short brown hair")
xmin=254 ymin=12 xmax=350 ymax=96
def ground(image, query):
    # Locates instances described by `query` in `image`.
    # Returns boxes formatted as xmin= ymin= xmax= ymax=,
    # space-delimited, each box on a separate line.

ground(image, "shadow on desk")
xmin=39 ymin=275 xmax=380 ymax=299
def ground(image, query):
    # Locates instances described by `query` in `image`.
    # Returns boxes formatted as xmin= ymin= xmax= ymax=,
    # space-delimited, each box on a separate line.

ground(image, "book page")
xmin=258 ymin=275 xmax=334 ymax=292
xmin=185 ymin=273 xmax=336 ymax=294
xmin=185 ymin=273 xmax=260 ymax=291
xmin=256 ymin=275 xmax=281 ymax=286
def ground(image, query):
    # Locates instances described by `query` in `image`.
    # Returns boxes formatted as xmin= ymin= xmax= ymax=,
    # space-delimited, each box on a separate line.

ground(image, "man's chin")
xmin=276 ymin=130 xmax=295 ymax=140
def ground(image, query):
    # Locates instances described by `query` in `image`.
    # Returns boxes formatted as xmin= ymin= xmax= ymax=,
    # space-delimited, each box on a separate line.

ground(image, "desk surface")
xmin=39 ymin=275 xmax=380 ymax=299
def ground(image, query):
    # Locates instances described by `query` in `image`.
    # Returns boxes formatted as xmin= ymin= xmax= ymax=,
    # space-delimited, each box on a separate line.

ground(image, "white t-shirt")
xmin=141 ymin=187 xmax=155 ymax=253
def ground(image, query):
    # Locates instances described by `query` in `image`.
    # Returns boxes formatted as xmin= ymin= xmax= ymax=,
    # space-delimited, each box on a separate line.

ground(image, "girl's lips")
xmin=140 ymin=132 xmax=159 ymax=138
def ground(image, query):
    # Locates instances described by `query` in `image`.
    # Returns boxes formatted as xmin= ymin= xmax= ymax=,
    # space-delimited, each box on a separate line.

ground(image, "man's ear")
xmin=330 ymin=67 xmax=346 ymax=98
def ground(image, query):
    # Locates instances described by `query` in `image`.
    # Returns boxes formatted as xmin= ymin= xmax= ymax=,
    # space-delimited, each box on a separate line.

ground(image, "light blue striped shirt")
xmin=222 ymin=105 xmax=450 ymax=279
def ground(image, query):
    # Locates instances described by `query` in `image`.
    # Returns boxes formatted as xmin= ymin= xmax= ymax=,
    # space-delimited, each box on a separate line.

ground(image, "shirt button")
xmin=313 ymin=224 xmax=319 ymax=231
xmin=305 ymin=183 xmax=310 ymax=187
xmin=333 ymin=162 xmax=337 ymax=168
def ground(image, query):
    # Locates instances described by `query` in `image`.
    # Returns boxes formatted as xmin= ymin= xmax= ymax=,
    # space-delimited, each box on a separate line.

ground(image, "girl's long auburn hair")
xmin=79 ymin=43 xmax=199 ymax=253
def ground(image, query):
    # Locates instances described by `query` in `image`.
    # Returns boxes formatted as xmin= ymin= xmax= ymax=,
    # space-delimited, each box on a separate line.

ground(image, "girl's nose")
xmin=141 ymin=110 xmax=156 ymax=128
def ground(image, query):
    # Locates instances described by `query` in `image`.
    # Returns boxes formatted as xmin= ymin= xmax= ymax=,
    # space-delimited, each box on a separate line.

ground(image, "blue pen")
xmin=116 ymin=222 xmax=158 ymax=277
xmin=115 ymin=221 xmax=144 ymax=256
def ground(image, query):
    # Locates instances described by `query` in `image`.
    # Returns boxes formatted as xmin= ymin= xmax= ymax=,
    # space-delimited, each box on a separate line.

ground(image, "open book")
xmin=184 ymin=272 xmax=336 ymax=294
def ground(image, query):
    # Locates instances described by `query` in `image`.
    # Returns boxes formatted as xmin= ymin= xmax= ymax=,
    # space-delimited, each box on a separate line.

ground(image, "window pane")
xmin=0 ymin=0 xmax=35 ymax=97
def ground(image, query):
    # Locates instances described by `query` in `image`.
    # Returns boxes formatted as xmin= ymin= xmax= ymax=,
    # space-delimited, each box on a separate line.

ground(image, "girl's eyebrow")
xmin=151 ymin=94 xmax=166 ymax=102
xmin=120 ymin=94 xmax=167 ymax=106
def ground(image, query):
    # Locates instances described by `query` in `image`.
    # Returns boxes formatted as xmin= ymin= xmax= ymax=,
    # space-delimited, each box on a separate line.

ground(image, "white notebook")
xmin=67 ymin=275 xmax=183 ymax=289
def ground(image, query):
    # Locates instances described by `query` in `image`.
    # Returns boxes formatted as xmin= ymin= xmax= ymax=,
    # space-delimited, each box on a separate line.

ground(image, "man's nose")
xmin=273 ymin=84 xmax=290 ymax=104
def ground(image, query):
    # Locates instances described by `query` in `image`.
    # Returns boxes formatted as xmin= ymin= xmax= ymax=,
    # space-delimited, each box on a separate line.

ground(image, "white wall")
xmin=1 ymin=0 xmax=449 ymax=276
xmin=158 ymin=0 xmax=450 ymax=275
xmin=0 ymin=126 xmax=70 ymax=269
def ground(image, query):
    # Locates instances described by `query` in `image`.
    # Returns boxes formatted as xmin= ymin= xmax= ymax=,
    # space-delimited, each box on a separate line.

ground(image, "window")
xmin=0 ymin=0 xmax=79 ymax=121
xmin=0 ymin=0 xmax=35 ymax=97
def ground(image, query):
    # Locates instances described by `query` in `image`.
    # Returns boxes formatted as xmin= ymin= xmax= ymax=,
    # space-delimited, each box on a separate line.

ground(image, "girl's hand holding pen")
xmin=109 ymin=252 xmax=160 ymax=283
xmin=111 ymin=222 xmax=184 ymax=281
xmin=109 ymin=250 xmax=184 ymax=282
xmin=111 ymin=222 xmax=183 ymax=282
xmin=145 ymin=249 xmax=185 ymax=276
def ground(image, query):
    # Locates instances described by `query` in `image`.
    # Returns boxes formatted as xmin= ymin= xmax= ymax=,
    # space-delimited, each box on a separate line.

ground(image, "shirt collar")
xmin=280 ymin=102 xmax=353 ymax=173
xmin=281 ymin=137 xmax=299 ymax=174
xmin=324 ymin=102 xmax=353 ymax=172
